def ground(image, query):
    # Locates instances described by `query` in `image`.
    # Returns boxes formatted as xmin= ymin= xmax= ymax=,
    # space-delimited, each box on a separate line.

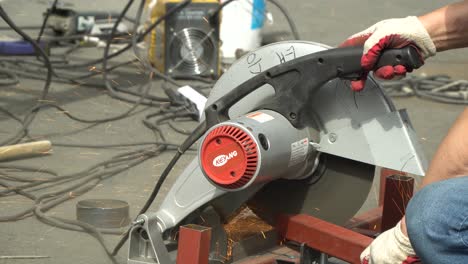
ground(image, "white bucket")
xmin=220 ymin=0 xmax=265 ymax=63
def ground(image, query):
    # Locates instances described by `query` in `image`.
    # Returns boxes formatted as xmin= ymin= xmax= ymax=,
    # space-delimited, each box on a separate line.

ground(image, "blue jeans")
xmin=406 ymin=176 xmax=468 ymax=264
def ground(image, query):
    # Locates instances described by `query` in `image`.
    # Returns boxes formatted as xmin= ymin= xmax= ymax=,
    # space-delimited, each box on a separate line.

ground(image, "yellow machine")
xmin=148 ymin=0 xmax=221 ymax=78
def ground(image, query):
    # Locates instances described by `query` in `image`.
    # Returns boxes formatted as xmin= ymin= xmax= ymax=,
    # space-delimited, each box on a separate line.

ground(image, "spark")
xmin=199 ymin=215 xmax=206 ymax=223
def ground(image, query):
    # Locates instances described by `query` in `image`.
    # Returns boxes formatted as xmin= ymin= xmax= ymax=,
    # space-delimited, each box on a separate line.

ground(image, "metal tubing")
xmin=381 ymin=174 xmax=414 ymax=231
xmin=277 ymin=214 xmax=372 ymax=264
xmin=379 ymin=168 xmax=407 ymax=206
xmin=176 ymin=224 xmax=212 ymax=264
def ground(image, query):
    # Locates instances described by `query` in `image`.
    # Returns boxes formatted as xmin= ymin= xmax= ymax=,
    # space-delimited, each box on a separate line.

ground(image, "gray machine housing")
xmin=127 ymin=41 xmax=428 ymax=264
xmin=200 ymin=109 xmax=319 ymax=191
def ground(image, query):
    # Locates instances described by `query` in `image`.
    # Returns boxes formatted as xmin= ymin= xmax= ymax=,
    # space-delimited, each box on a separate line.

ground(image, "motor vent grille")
xmin=200 ymin=125 xmax=259 ymax=190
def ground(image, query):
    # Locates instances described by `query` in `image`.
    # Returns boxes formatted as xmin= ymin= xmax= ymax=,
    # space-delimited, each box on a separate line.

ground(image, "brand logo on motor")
xmin=212 ymin=151 xmax=238 ymax=167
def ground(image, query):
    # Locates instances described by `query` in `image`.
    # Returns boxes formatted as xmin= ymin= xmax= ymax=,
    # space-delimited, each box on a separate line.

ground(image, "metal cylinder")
xmin=76 ymin=199 xmax=130 ymax=228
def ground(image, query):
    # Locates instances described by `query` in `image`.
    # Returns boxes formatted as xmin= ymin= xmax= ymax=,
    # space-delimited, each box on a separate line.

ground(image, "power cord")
xmin=380 ymin=74 xmax=468 ymax=104
xmin=0 ymin=4 xmax=53 ymax=146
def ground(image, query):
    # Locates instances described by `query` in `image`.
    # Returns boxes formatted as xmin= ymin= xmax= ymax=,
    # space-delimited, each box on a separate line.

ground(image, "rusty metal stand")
xmin=278 ymin=214 xmax=372 ymax=264
xmin=177 ymin=168 xmax=415 ymax=264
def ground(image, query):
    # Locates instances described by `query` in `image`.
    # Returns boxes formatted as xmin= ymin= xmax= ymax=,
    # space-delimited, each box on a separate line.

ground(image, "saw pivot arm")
xmin=204 ymin=46 xmax=422 ymax=129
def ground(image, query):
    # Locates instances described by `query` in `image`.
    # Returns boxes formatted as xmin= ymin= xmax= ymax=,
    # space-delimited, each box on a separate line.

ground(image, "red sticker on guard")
xmin=246 ymin=112 xmax=274 ymax=123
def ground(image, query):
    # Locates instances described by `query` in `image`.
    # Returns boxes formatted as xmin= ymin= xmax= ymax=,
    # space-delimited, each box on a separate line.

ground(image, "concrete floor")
xmin=0 ymin=0 xmax=467 ymax=263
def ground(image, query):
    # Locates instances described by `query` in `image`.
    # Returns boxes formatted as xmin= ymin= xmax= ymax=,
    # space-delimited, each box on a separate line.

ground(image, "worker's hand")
xmin=361 ymin=221 xmax=420 ymax=264
xmin=340 ymin=16 xmax=436 ymax=91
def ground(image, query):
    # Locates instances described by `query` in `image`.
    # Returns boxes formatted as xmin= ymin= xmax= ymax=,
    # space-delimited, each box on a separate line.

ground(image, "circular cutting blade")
xmin=248 ymin=154 xmax=375 ymax=225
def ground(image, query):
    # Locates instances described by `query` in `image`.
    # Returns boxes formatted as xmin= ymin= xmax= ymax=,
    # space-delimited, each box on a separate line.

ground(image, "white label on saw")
xmin=246 ymin=112 xmax=274 ymax=123
xmin=289 ymin=138 xmax=309 ymax=167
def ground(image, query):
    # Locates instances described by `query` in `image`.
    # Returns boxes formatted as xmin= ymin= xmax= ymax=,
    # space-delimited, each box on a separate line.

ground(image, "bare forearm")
xmin=422 ymin=107 xmax=468 ymax=187
xmin=401 ymin=108 xmax=468 ymax=236
xmin=419 ymin=0 xmax=468 ymax=52
xmin=399 ymin=2 xmax=468 ymax=238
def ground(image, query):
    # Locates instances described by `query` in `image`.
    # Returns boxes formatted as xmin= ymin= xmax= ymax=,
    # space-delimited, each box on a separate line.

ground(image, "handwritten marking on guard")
xmin=247 ymin=53 xmax=262 ymax=74
xmin=275 ymin=45 xmax=296 ymax=64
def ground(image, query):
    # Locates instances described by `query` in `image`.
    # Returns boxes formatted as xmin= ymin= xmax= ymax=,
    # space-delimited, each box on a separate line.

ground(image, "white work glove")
xmin=360 ymin=221 xmax=420 ymax=264
xmin=340 ymin=16 xmax=436 ymax=91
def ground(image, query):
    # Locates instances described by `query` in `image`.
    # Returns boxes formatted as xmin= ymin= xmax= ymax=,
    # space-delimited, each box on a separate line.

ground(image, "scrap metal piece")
xmin=76 ymin=199 xmax=130 ymax=228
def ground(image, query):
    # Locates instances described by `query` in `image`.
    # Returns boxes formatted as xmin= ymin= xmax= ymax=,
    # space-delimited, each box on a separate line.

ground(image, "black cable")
xmin=37 ymin=0 xmax=59 ymax=42
xmin=45 ymin=32 xmax=129 ymax=42
xmin=0 ymin=0 xmax=164 ymax=125
xmin=0 ymin=5 xmax=52 ymax=145
xmin=208 ymin=0 xmax=235 ymax=24
xmin=168 ymin=119 xmax=195 ymax=135
xmin=209 ymin=0 xmax=300 ymax=40
xmin=0 ymin=68 xmax=19 ymax=86
xmin=0 ymin=58 xmax=138 ymax=83
xmin=129 ymin=0 xmax=187 ymax=91
xmin=0 ymin=0 xmax=204 ymax=259
xmin=266 ymin=0 xmax=300 ymax=40
xmin=0 ymin=145 xmax=164 ymax=201
xmin=59 ymin=0 xmax=192 ymax=70
xmin=380 ymin=75 xmax=468 ymax=104
xmin=0 ymin=148 xmax=166 ymax=261
xmin=111 ymin=121 xmax=206 ymax=256
xmin=0 ymin=25 xmax=42 ymax=30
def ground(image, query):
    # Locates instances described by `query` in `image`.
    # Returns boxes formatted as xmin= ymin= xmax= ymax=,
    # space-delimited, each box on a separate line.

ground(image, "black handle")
xmin=337 ymin=45 xmax=423 ymax=79
xmin=204 ymin=45 xmax=424 ymax=129
xmin=375 ymin=46 xmax=423 ymax=70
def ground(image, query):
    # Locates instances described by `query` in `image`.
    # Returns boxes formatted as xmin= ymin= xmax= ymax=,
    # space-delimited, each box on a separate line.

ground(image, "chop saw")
xmin=127 ymin=41 xmax=427 ymax=263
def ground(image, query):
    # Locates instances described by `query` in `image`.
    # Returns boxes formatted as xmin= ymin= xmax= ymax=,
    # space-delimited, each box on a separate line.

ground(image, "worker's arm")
xmin=340 ymin=0 xmax=468 ymax=91
xmin=341 ymin=2 xmax=468 ymax=263
xmin=419 ymin=0 xmax=468 ymax=52
xmin=402 ymin=0 xmax=468 ymax=239
xmin=400 ymin=107 xmax=468 ymax=239
xmin=422 ymin=108 xmax=468 ymax=186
